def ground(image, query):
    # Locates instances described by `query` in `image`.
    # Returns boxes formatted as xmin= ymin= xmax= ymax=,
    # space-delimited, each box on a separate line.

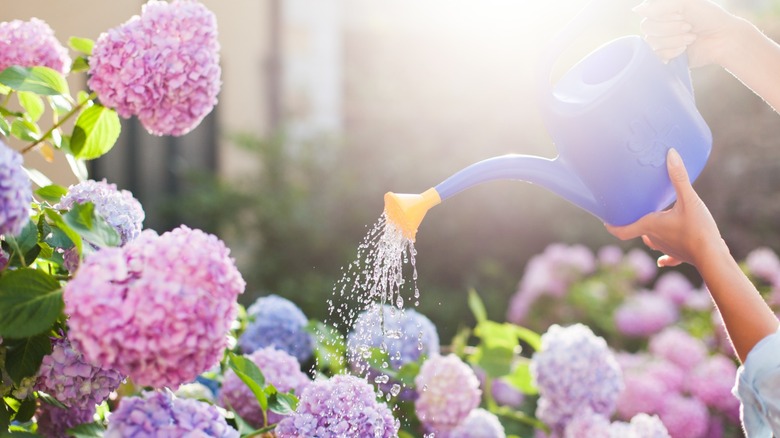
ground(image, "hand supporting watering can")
xmin=612 ymin=1 xmax=780 ymax=436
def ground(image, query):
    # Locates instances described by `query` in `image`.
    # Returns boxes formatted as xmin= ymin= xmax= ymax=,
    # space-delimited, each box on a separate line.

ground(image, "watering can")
xmin=384 ymin=4 xmax=712 ymax=241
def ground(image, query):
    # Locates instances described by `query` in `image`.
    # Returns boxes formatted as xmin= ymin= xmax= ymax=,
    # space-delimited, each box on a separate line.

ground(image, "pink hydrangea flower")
xmin=745 ymin=247 xmax=780 ymax=283
xmin=654 ymin=271 xmax=695 ymax=307
xmin=597 ymin=245 xmax=623 ymax=267
xmin=415 ymin=354 xmax=482 ymax=433
xmin=35 ymin=336 xmax=125 ymax=410
xmin=648 ymin=327 xmax=707 ymax=372
xmin=64 ymin=226 xmax=245 ymax=388
xmin=219 ymin=347 xmax=310 ymax=427
xmin=0 ymin=141 xmax=32 ymax=237
xmin=614 ymin=293 xmax=678 ymax=337
xmin=0 ymin=18 xmax=70 ymax=73
xmin=88 ymin=0 xmax=221 ymax=136
xmin=687 ymin=354 xmax=740 ymax=418
xmin=616 ymin=372 xmax=667 ymax=420
xmin=658 ymin=394 xmax=709 ymax=438
xmin=644 ymin=359 xmax=685 ymax=393
xmin=625 ymin=248 xmax=657 ymax=284
xmin=447 ymin=408 xmax=506 ymax=438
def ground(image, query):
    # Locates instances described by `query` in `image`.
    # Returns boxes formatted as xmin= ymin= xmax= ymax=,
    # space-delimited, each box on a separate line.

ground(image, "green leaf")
xmin=37 ymin=391 xmax=67 ymax=409
xmin=70 ymin=104 xmax=120 ymax=160
xmin=13 ymin=395 xmax=37 ymax=423
xmin=0 ymin=83 xmax=10 ymax=95
xmin=503 ymin=362 xmax=538 ymax=395
xmin=395 ymin=360 xmax=422 ymax=387
xmin=48 ymin=95 xmax=72 ymax=116
xmin=0 ymin=401 xmax=9 ymax=430
xmin=68 ymin=37 xmax=94 ymax=56
xmin=471 ymin=321 xmax=520 ymax=378
xmin=0 ymin=117 xmax=9 ymax=136
xmin=76 ymin=91 xmax=93 ymax=106
xmin=512 ymin=324 xmax=542 ymax=353
xmin=10 ymin=118 xmax=40 ymax=142
xmin=17 ymin=92 xmax=44 ymax=122
xmin=268 ymin=391 xmax=298 ymax=415
xmin=0 ymin=66 xmax=69 ymax=96
xmin=227 ymin=353 xmax=268 ymax=411
xmin=4 ymin=220 xmax=40 ymax=267
xmin=468 ymin=289 xmax=488 ymax=324
xmin=35 ymin=185 xmax=68 ymax=204
xmin=0 ymin=269 xmax=63 ymax=338
xmin=68 ymin=422 xmax=106 ymax=438
xmin=306 ymin=320 xmax=346 ymax=373
xmin=70 ymin=56 xmax=90 ymax=73
xmin=45 ymin=208 xmax=82 ymax=254
xmin=62 ymin=202 xmax=121 ymax=248
xmin=4 ymin=335 xmax=52 ymax=384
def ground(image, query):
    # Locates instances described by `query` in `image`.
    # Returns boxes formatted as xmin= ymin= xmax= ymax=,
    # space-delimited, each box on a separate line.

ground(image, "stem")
xmin=493 ymin=406 xmax=551 ymax=433
xmin=2 ymin=90 xmax=13 ymax=107
xmin=20 ymin=92 xmax=97 ymax=155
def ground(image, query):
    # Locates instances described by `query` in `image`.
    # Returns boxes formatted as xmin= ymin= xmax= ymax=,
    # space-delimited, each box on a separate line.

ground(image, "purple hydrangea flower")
xmin=614 ymin=293 xmax=678 ymax=337
xmin=643 ymin=359 xmax=685 ymax=394
xmin=88 ymin=0 xmax=221 ymax=136
xmin=531 ymin=324 xmax=623 ymax=433
xmin=275 ymin=374 xmax=398 ymax=438
xmin=238 ymin=294 xmax=314 ymax=363
xmin=64 ymin=226 xmax=245 ymax=389
xmin=597 ymin=245 xmax=624 ymax=267
xmin=628 ymin=413 xmax=671 ymax=438
xmin=0 ymin=18 xmax=70 ymax=74
xmin=745 ymin=247 xmax=780 ymax=283
xmin=564 ymin=409 xmax=612 ymax=438
xmin=654 ymin=271 xmax=695 ymax=307
xmin=219 ymin=347 xmax=310 ymax=427
xmin=616 ymin=371 xmax=667 ymax=420
xmin=36 ymin=403 xmax=95 ymax=438
xmin=625 ymin=248 xmax=657 ymax=284
xmin=446 ymin=408 xmax=506 ymax=438
xmin=0 ymin=141 xmax=32 ymax=237
xmin=414 ymin=354 xmax=481 ymax=433
xmin=658 ymin=394 xmax=709 ymax=438
xmin=347 ymin=303 xmax=440 ymax=372
xmin=35 ymin=336 xmax=125 ymax=410
xmin=105 ymin=390 xmax=237 ymax=437
xmin=687 ymin=354 xmax=740 ymax=416
xmin=0 ymin=248 xmax=8 ymax=271
xmin=648 ymin=327 xmax=707 ymax=372
xmin=56 ymin=179 xmax=145 ymax=246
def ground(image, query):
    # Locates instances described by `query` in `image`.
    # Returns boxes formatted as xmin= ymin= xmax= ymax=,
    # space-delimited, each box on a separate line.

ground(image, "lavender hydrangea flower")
xmin=105 ymin=390 xmax=237 ymax=437
xmin=654 ymin=271 xmax=695 ymax=307
xmin=614 ymin=293 xmax=678 ymax=337
xmin=658 ymin=394 xmax=709 ymax=438
xmin=275 ymin=374 xmax=398 ymax=438
xmin=687 ymin=354 xmax=740 ymax=416
xmin=649 ymin=327 xmax=707 ymax=372
xmin=447 ymin=408 xmax=506 ymax=438
xmin=625 ymin=248 xmax=657 ymax=284
xmin=745 ymin=247 xmax=780 ymax=283
xmin=0 ymin=18 xmax=70 ymax=74
xmin=616 ymin=371 xmax=667 ymax=420
xmin=347 ymin=303 xmax=440 ymax=372
xmin=238 ymin=294 xmax=314 ymax=363
xmin=564 ymin=409 xmax=613 ymax=438
xmin=64 ymin=226 xmax=245 ymax=388
xmin=35 ymin=336 xmax=124 ymax=410
xmin=628 ymin=413 xmax=671 ymax=438
xmin=36 ymin=403 xmax=95 ymax=438
xmin=88 ymin=0 xmax=221 ymax=136
xmin=56 ymin=179 xmax=145 ymax=246
xmin=0 ymin=141 xmax=32 ymax=237
xmin=219 ymin=347 xmax=310 ymax=427
xmin=415 ymin=354 xmax=481 ymax=433
xmin=531 ymin=324 xmax=623 ymax=433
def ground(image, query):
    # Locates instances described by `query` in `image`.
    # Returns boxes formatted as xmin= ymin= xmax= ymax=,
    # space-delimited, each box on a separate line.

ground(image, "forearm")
xmin=719 ymin=17 xmax=780 ymax=113
xmin=696 ymin=240 xmax=780 ymax=363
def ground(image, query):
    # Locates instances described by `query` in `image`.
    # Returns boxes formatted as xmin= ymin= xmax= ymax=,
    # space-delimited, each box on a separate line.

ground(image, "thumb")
xmin=666 ymin=148 xmax=696 ymax=205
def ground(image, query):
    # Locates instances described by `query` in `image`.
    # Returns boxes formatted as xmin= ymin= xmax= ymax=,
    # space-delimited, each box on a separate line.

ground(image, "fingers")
xmin=657 ymin=254 xmax=683 ymax=267
xmin=666 ymin=148 xmax=697 ymax=205
xmin=633 ymin=0 xmax=684 ymax=20
xmin=605 ymin=212 xmax=659 ymax=240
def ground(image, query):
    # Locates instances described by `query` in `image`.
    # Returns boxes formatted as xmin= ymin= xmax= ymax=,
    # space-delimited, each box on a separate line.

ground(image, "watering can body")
xmin=384 ymin=33 xmax=712 ymax=240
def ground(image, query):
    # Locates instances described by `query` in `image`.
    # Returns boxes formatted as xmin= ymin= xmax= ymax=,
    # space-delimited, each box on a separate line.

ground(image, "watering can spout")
xmin=383 ymin=188 xmax=441 ymax=241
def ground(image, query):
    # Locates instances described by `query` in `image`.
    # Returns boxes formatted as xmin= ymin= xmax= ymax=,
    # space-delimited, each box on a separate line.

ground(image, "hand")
xmin=605 ymin=148 xmax=725 ymax=268
xmin=634 ymin=0 xmax=745 ymax=67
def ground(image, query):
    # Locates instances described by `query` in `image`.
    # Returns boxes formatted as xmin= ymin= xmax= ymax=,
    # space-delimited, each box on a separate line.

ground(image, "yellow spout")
xmin=383 ymin=188 xmax=442 ymax=241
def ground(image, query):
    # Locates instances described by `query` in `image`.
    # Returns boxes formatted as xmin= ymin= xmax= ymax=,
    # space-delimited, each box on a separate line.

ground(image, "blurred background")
xmin=5 ymin=0 xmax=780 ymax=342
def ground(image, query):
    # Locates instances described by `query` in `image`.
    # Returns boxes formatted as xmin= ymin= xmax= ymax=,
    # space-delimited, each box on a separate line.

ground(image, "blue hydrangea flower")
xmin=238 ymin=294 xmax=314 ymax=363
xmin=0 ymin=140 xmax=32 ymax=237
xmin=531 ymin=324 xmax=623 ymax=433
xmin=347 ymin=303 xmax=440 ymax=372
xmin=56 ymin=179 xmax=144 ymax=246
xmin=275 ymin=374 xmax=398 ymax=438
xmin=105 ymin=390 xmax=237 ymax=437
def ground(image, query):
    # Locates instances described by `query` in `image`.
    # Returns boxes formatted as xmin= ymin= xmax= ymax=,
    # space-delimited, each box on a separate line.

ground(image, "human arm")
xmin=605 ymin=148 xmax=779 ymax=363
xmin=634 ymin=0 xmax=780 ymax=113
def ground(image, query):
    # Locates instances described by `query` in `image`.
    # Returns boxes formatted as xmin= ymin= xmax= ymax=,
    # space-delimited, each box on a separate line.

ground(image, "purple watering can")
xmin=384 ymin=6 xmax=712 ymax=241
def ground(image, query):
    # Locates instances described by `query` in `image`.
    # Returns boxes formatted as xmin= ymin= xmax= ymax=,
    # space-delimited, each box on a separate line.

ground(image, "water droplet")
xmin=374 ymin=374 xmax=390 ymax=384
xmin=390 ymin=384 xmax=402 ymax=397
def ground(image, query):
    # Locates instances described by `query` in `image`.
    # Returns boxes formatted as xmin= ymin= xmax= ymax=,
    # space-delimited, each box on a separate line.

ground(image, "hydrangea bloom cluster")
xmin=648 ymin=327 xmax=707 ymax=372
xmin=507 ymin=243 xmax=596 ymax=323
xmin=275 ymin=374 xmax=398 ymax=438
xmin=414 ymin=354 xmax=482 ymax=433
xmin=105 ymin=390 xmax=237 ymax=437
xmin=0 ymin=18 xmax=70 ymax=73
xmin=56 ymin=179 xmax=145 ymax=246
xmin=88 ymin=0 xmax=221 ymax=136
xmin=347 ymin=303 xmax=440 ymax=372
xmin=658 ymin=394 xmax=709 ymax=438
xmin=564 ymin=409 xmax=670 ymax=438
xmin=36 ymin=403 xmax=95 ymax=438
xmin=64 ymin=225 xmax=245 ymax=388
xmin=687 ymin=355 xmax=740 ymax=420
xmin=446 ymin=408 xmax=506 ymax=438
xmin=0 ymin=141 xmax=32 ymax=237
xmin=531 ymin=324 xmax=623 ymax=433
xmin=219 ymin=347 xmax=310 ymax=427
xmin=654 ymin=271 xmax=695 ymax=307
xmin=238 ymin=294 xmax=314 ymax=363
xmin=35 ymin=336 xmax=124 ymax=410
xmin=614 ymin=293 xmax=678 ymax=337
